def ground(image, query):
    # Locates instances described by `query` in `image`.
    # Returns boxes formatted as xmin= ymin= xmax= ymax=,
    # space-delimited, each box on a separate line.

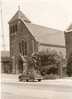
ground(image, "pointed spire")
xmin=18 ymin=5 xmax=20 ymax=11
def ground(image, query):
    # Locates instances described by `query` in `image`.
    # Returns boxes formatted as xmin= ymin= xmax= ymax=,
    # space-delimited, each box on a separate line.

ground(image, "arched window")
xmin=15 ymin=24 xmax=17 ymax=32
xmin=32 ymin=40 xmax=35 ymax=53
xmin=19 ymin=40 xmax=27 ymax=56
xmin=19 ymin=42 xmax=21 ymax=53
xmin=24 ymin=41 xmax=27 ymax=55
xmin=10 ymin=24 xmax=17 ymax=33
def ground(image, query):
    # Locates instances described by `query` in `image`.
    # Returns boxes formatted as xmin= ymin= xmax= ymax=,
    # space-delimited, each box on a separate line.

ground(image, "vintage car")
xmin=18 ymin=73 xmax=42 ymax=82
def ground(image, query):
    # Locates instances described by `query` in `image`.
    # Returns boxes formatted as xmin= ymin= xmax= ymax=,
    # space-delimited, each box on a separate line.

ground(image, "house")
xmin=2 ymin=9 xmax=66 ymax=74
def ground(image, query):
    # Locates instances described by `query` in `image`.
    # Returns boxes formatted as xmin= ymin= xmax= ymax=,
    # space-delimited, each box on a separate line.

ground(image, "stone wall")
xmin=9 ymin=20 xmax=38 ymax=73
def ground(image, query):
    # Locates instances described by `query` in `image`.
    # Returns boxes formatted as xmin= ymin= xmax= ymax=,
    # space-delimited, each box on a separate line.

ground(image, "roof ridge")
xmin=25 ymin=22 xmax=63 ymax=33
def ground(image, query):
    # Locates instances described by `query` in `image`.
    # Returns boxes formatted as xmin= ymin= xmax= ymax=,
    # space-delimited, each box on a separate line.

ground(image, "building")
xmin=1 ymin=51 xmax=12 ymax=73
xmin=2 ymin=9 xmax=66 ymax=74
xmin=64 ymin=24 xmax=72 ymax=59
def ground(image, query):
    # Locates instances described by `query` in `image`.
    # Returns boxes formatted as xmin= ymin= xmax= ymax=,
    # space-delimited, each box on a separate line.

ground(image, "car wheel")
xmin=26 ymin=79 xmax=29 ymax=82
xmin=38 ymin=79 xmax=41 ymax=82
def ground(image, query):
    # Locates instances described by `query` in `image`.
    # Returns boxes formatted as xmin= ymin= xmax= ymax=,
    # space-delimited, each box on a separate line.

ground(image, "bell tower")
xmin=8 ymin=8 xmax=31 ymax=73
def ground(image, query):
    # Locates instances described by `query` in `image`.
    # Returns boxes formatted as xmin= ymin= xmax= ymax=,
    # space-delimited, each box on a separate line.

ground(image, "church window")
xmin=15 ymin=24 xmax=17 ymax=32
xmin=19 ymin=42 xmax=21 ymax=53
xmin=19 ymin=40 xmax=27 ymax=56
xmin=24 ymin=41 xmax=27 ymax=55
xmin=10 ymin=24 xmax=17 ymax=33
xmin=22 ymin=40 xmax=24 ymax=55
xmin=32 ymin=40 xmax=35 ymax=53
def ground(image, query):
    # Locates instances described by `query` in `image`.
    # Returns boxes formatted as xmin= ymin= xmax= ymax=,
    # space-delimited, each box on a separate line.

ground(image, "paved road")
xmin=1 ymin=80 xmax=72 ymax=99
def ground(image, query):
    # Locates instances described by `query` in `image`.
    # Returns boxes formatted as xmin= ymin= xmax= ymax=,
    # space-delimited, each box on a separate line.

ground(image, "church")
xmin=2 ymin=9 xmax=66 ymax=74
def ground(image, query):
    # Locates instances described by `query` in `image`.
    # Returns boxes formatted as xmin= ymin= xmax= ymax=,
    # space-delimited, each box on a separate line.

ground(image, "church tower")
xmin=8 ymin=9 xmax=34 ymax=73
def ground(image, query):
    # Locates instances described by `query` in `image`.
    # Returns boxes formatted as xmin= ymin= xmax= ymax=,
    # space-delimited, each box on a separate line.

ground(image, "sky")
xmin=0 ymin=0 xmax=72 ymax=50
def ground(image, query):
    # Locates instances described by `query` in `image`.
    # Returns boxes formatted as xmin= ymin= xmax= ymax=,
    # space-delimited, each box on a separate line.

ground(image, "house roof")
xmin=9 ymin=10 xmax=65 ymax=47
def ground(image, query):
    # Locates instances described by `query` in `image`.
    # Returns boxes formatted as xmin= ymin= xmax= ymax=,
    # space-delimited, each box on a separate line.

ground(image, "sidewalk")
xmin=1 ymin=73 xmax=19 ymax=83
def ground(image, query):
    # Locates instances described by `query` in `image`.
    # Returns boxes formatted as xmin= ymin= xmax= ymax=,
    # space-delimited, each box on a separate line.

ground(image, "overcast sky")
xmin=0 ymin=0 xmax=72 ymax=50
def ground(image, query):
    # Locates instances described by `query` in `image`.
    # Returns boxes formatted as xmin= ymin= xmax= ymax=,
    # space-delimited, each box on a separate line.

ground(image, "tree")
xmin=31 ymin=49 xmax=65 ymax=76
xmin=67 ymin=54 xmax=72 ymax=76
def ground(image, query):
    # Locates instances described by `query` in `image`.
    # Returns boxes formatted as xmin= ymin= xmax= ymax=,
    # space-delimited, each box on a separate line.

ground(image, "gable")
xmin=18 ymin=20 xmax=36 ymax=41
xmin=8 ymin=10 xmax=31 ymax=24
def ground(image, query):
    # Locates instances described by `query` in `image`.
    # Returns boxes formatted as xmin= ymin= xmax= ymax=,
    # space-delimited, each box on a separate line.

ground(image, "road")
xmin=1 ymin=74 xmax=72 ymax=99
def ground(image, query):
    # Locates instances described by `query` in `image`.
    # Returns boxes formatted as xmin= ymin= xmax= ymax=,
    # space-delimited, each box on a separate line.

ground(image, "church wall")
xmin=9 ymin=20 xmax=38 ymax=73
xmin=17 ymin=20 xmax=38 ymax=56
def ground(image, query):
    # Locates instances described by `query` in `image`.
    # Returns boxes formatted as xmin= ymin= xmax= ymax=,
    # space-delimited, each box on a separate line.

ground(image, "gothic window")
xmin=19 ymin=40 xmax=27 ymax=56
xmin=15 ymin=24 xmax=17 ymax=32
xmin=24 ymin=41 xmax=27 ymax=55
xmin=10 ymin=24 xmax=17 ymax=33
xmin=19 ymin=42 xmax=21 ymax=53
xmin=32 ymin=40 xmax=34 ymax=53
xmin=22 ymin=40 xmax=24 ymax=55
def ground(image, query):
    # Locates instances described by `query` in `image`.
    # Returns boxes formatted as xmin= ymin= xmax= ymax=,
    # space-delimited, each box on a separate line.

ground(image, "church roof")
xmin=24 ymin=22 xmax=65 ymax=46
xmin=8 ymin=10 xmax=31 ymax=24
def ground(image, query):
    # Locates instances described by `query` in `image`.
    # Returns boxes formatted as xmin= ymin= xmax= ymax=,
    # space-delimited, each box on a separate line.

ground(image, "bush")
xmin=31 ymin=50 xmax=65 ymax=77
xmin=43 ymin=74 xmax=59 ymax=80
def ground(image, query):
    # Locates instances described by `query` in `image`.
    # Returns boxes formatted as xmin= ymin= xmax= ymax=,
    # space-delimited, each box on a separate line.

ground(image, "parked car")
xmin=18 ymin=73 xmax=42 ymax=82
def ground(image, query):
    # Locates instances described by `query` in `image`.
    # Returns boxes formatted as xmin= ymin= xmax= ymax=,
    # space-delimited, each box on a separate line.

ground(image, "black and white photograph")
xmin=0 ymin=0 xmax=72 ymax=99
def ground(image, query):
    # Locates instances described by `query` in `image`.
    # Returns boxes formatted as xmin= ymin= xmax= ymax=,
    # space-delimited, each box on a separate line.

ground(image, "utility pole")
xmin=0 ymin=0 xmax=5 ymax=50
